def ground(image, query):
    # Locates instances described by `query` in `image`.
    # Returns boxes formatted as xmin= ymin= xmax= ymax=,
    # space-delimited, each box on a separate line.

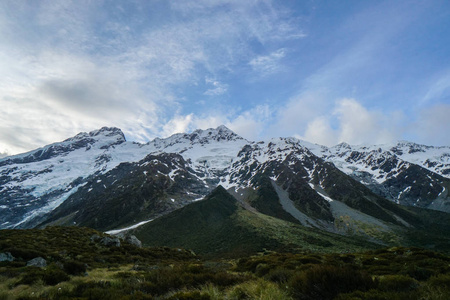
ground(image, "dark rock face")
xmin=38 ymin=152 xmax=213 ymax=231
xmin=27 ymin=257 xmax=47 ymax=267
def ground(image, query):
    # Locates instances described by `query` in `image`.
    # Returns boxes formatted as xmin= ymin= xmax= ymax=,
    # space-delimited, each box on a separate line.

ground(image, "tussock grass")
xmin=1 ymin=227 xmax=450 ymax=299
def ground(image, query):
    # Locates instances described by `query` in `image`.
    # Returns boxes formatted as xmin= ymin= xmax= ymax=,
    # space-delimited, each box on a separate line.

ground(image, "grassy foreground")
xmin=1 ymin=227 xmax=450 ymax=299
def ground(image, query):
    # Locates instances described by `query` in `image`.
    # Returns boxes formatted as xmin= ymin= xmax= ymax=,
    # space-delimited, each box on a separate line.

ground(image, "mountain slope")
xmin=132 ymin=186 xmax=379 ymax=257
xmin=0 ymin=127 xmax=151 ymax=228
xmin=0 ymin=126 xmax=246 ymax=229
xmin=1 ymin=125 xmax=449 ymax=254
xmin=307 ymin=141 xmax=450 ymax=212
xmin=38 ymin=152 xmax=212 ymax=231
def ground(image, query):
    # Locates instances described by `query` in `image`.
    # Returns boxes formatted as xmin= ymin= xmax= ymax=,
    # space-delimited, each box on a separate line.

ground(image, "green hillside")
xmin=133 ymin=186 xmax=379 ymax=258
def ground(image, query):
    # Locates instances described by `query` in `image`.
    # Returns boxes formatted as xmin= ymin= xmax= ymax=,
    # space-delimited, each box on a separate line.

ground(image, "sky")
xmin=1 ymin=0 xmax=450 ymax=156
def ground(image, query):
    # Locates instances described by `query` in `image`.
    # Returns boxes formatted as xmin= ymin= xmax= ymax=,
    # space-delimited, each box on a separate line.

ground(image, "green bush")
xmin=289 ymin=265 xmax=377 ymax=300
xmin=70 ymin=281 xmax=115 ymax=299
xmin=5 ymin=248 xmax=46 ymax=261
xmin=44 ymin=268 xmax=70 ymax=285
xmin=17 ymin=267 xmax=70 ymax=286
xmin=427 ymin=274 xmax=450 ymax=290
xmin=119 ymin=291 xmax=154 ymax=299
xmin=255 ymin=263 xmax=271 ymax=276
xmin=166 ymin=291 xmax=210 ymax=300
xmin=336 ymin=290 xmax=414 ymax=300
xmin=403 ymin=265 xmax=435 ymax=281
xmin=64 ymin=260 xmax=87 ymax=275
xmin=378 ymin=275 xmax=418 ymax=292
xmin=266 ymin=267 xmax=294 ymax=283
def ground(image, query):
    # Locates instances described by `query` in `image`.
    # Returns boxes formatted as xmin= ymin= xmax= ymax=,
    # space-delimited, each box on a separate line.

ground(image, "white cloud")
xmin=421 ymin=71 xmax=450 ymax=106
xmin=162 ymin=114 xmax=194 ymax=137
xmin=334 ymin=98 xmax=396 ymax=145
xmin=268 ymin=91 xmax=328 ymax=138
xmin=297 ymin=99 xmax=401 ymax=146
xmin=0 ymin=0 xmax=306 ymax=154
xmin=249 ymin=48 xmax=286 ymax=76
xmin=160 ymin=105 xmax=272 ymax=141
xmin=301 ymin=116 xmax=337 ymax=146
xmin=204 ymin=78 xmax=228 ymax=96
xmin=414 ymin=104 xmax=450 ymax=146
xmin=225 ymin=105 xmax=272 ymax=140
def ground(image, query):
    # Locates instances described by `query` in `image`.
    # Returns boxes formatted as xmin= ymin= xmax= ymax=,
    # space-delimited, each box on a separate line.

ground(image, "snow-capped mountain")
xmin=0 ymin=126 xmax=248 ymax=229
xmin=1 ymin=126 xmax=449 ymax=240
xmin=306 ymin=142 xmax=450 ymax=211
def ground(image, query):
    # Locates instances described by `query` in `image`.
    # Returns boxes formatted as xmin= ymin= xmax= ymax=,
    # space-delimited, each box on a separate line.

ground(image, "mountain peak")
xmin=90 ymin=127 xmax=126 ymax=140
xmin=190 ymin=125 xmax=244 ymax=142
xmin=216 ymin=124 xmax=233 ymax=132
xmin=67 ymin=127 xmax=126 ymax=143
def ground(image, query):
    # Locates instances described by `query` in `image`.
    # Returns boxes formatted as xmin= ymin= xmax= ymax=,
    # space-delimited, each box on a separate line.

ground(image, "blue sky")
xmin=1 ymin=0 xmax=450 ymax=155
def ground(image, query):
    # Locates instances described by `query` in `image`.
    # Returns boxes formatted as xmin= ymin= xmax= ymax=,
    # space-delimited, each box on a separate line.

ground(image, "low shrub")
xmin=64 ymin=260 xmax=87 ymax=275
xmin=43 ymin=268 xmax=70 ymax=285
xmin=265 ymin=267 xmax=294 ymax=283
xmin=403 ymin=265 xmax=435 ymax=281
xmin=5 ymin=248 xmax=46 ymax=261
xmin=378 ymin=275 xmax=418 ymax=292
xmin=255 ymin=263 xmax=271 ymax=276
xmin=427 ymin=274 xmax=450 ymax=290
xmin=335 ymin=290 xmax=414 ymax=300
xmin=17 ymin=267 xmax=70 ymax=286
xmin=227 ymin=279 xmax=291 ymax=300
xmin=289 ymin=265 xmax=377 ymax=300
xmin=70 ymin=281 xmax=115 ymax=299
xmin=166 ymin=290 xmax=210 ymax=300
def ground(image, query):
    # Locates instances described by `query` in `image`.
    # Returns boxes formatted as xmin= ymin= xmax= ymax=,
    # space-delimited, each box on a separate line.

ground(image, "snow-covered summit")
xmin=0 ymin=127 xmax=126 ymax=166
xmin=150 ymin=125 xmax=244 ymax=148
xmin=306 ymin=140 xmax=450 ymax=179
xmin=65 ymin=126 xmax=126 ymax=144
xmin=149 ymin=125 xmax=248 ymax=173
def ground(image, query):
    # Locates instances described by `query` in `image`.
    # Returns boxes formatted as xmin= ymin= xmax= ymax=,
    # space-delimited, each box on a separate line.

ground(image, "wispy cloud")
xmin=249 ymin=48 xmax=286 ymax=76
xmin=0 ymin=0 xmax=303 ymax=154
xmin=421 ymin=70 xmax=450 ymax=106
xmin=204 ymin=78 xmax=228 ymax=96
xmin=162 ymin=114 xmax=194 ymax=137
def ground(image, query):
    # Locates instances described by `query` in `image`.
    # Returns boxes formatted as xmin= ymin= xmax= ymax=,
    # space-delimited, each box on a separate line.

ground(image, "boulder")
xmin=0 ymin=252 xmax=14 ymax=262
xmin=100 ymin=236 xmax=121 ymax=247
xmin=27 ymin=257 xmax=47 ymax=267
xmin=90 ymin=234 xmax=101 ymax=242
xmin=125 ymin=235 xmax=142 ymax=248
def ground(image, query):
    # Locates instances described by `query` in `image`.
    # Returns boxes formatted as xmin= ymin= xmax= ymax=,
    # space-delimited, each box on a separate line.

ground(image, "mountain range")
xmin=1 ymin=126 xmax=449 ymax=254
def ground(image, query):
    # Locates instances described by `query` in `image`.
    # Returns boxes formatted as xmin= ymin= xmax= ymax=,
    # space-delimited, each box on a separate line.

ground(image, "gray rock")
xmin=100 ymin=236 xmax=121 ymax=247
xmin=90 ymin=234 xmax=101 ymax=242
xmin=125 ymin=235 xmax=142 ymax=248
xmin=0 ymin=252 xmax=14 ymax=262
xmin=27 ymin=257 xmax=47 ymax=267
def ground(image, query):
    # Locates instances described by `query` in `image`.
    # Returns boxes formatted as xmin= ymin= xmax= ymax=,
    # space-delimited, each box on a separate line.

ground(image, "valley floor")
xmin=1 ymin=227 xmax=450 ymax=299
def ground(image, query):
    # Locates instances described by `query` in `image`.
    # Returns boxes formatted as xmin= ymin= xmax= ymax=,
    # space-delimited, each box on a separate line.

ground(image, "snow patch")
xmin=105 ymin=219 xmax=154 ymax=235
